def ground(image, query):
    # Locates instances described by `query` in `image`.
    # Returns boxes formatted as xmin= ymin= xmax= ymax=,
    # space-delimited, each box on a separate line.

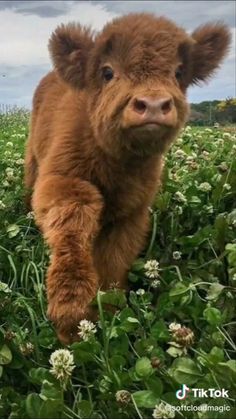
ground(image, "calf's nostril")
xmin=161 ymin=99 xmax=173 ymax=114
xmin=133 ymin=98 xmax=147 ymax=114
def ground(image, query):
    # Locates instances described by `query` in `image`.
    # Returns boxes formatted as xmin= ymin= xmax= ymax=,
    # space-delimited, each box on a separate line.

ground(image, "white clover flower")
xmin=186 ymin=156 xmax=195 ymax=165
xmin=26 ymin=211 xmax=34 ymax=219
xmin=115 ymin=390 xmax=131 ymax=404
xmin=203 ymin=204 xmax=214 ymax=214
xmin=153 ymin=402 xmax=175 ymax=419
xmin=2 ymin=180 xmax=10 ymax=187
xmin=232 ymin=144 xmax=236 ymax=151
xmin=223 ymin=183 xmax=231 ymax=191
xmin=174 ymin=149 xmax=186 ymax=158
xmin=0 ymin=281 xmax=12 ymax=293
xmin=49 ymin=349 xmax=75 ymax=382
xmin=176 ymin=137 xmax=183 ymax=145
xmin=4 ymin=150 xmax=11 ymax=157
xmin=184 ymin=125 xmax=192 ymax=132
xmin=16 ymin=158 xmax=25 ymax=165
xmin=0 ymin=200 xmax=6 ymax=210
xmin=5 ymin=168 xmax=14 ymax=180
xmin=174 ymin=191 xmax=187 ymax=203
xmin=232 ymin=273 xmax=236 ymax=281
xmin=204 ymin=128 xmax=212 ymax=133
xmin=223 ymin=132 xmax=231 ymax=139
xmin=14 ymin=153 xmax=21 ymax=159
xmin=19 ymin=342 xmax=34 ymax=356
xmin=144 ymin=259 xmax=160 ymax=279
xmin=136 ymin=288 xmax=145 ymax=296
xmin=151 ymin=279 xmax=161 ymax=289
xmin=77 ymin=319 xmax=97 ymax=341
xmin=198 ymin=182 xmax=212 ymax=192
xmin=172 ymin=251 xmax=182 ymax=260
xmin=219 ymin=162 xmax=228 ymax=172
xmin=169 ymin=322 xmax=182 ymax=332
xmin=201 ymin=150 xmax=210 ymax=160
xmin=6 ymin=141 xmax=13 ymax=147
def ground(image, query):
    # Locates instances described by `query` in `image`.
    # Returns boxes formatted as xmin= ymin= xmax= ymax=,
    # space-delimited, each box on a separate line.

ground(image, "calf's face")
xmin=49 ymin=14 xmax=230 ymax=157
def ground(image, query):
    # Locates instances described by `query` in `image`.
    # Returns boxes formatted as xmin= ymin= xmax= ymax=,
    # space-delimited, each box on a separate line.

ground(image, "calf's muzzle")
xmin=122 ymin=94 xmax=177 ymax=129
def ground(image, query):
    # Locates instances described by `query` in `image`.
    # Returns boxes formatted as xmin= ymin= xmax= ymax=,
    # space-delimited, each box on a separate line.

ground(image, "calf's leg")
xmin=93 ymin=209 xmax=149 ymax=290
xmin=32 ymin=175 xmax=103 ymax=343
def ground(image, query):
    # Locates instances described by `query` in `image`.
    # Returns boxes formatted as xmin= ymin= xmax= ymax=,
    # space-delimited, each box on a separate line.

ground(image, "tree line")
xmin=190 ymin=97 xmax=236 ymax=125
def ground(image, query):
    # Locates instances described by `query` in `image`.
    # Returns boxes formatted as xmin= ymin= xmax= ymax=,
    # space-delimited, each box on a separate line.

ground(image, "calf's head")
xmin=49 ymin=14 xmax=230 ymax=157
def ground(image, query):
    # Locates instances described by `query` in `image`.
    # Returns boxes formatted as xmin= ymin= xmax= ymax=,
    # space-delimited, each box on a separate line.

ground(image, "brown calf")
xmin=24 ymin=13 xmax=230 ymax=343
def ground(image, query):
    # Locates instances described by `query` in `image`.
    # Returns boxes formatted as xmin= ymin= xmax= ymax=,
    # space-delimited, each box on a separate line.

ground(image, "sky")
xmin=0 ymin=0 xmax=235 ymax=108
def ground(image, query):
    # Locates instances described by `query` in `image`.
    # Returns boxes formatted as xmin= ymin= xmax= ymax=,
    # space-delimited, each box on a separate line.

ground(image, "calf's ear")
xmin=48 ymin=23 xmax=94 ymax=88
xmin=190 ymin=23 xmax=231 ymax=84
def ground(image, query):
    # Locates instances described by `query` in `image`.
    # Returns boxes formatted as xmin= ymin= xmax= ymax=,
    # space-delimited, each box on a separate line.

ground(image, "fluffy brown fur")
xmin=24 ymin=13 xmax=230 ymax=343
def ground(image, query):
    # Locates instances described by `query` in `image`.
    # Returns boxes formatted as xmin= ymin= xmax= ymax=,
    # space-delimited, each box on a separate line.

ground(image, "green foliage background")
xmin=0 ymin=110 xmax=236 ymax=418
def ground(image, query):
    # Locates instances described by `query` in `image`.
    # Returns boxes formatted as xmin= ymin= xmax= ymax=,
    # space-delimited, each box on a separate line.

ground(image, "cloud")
xmin=0 ymin=1 xmax=235 ymax=107
xmin=0 ymin=1 xmax=74 ymax=18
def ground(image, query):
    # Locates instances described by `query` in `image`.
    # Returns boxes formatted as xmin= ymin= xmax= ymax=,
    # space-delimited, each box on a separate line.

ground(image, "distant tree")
xmin=216 ymin=97 xmax=236 ymax=123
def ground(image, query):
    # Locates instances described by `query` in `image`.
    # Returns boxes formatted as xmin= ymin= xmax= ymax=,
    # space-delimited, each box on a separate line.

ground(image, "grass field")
xmin=0 ymin=109 xmax=236 ymax=419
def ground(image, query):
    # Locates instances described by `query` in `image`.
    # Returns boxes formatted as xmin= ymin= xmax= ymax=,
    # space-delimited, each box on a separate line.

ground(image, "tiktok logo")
xmin=176 ymin=384 xmax=190 ymax=400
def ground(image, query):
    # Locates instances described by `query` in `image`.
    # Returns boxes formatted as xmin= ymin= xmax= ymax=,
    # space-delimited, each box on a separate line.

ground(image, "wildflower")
xmin=136 ymin=288 xmax=145 ymax=296
xmin=174 ymin=149 xmax=186 ymax=158
xmin=203 ymin=204 xmax=214 ymax=214
xmin=16 ymin=158 xmax=25 ymax=165
xmin=218 ymin=162 xmax=228 ymax=172
xmin=223 ymin=183 xmax=231 ymax=191
xmin=0 ymin=281 xmax=12 ymax=293
xmin=6 ymin=141 xmax=13 ymax=147
xmin=153 ymin=402 xmax=175 ymax=419
xmin=151 ymin=357 xmax=161 ymax=368
xmin=0 ymin=200 xmax=6 ymax=210
xmin=190 ymin=161 xmax=199 ymax=170
xmin=198 ymin=182 xmax=212 ymax=192
xmin=5 ymin=168 xmax=14 ymax=180
xmin=151 ymin=279 xmax=161 ymax=289
xmin=115 ymin=390 xmax=131 ymax=405
xmin=4 ymin=330 xmax=16 ymax=341
xmin=201 ymin=150 xmax=210 ymax=160
xmin=77 ymin=319 xmax=97 ymax=341
xmin=144 ymin=259 xmax=160 ymax=279
xmin=49 ymin=349 xmax=75 ymax=382
xmin=232 ymin=273 xmax=236 ymax=281
xmin=169 ymin=323 xmax=181 ymax=332
xmin=184 ymin=125 xmax=191 ymax=132
xmin=172 ymin=251 xmax=182 ymax=260
xmin=223 ymin=132 xmax=230 ymax=139
xmin=19 ymin=342 xmax=34 ymax=356
xmin=2 ymin=180 xmax=10 ymax=187
xmin=174 ymin=191 xmax=187 ymax=204
xmin=183 ymin=133 xmax=192 ymax=139
xmin=173 ymin=326 xmax=194 ymax=346
xmin=204 ymin=128 xmax=212 ymax=133
xmin=26 ymin=211 xmax=34 ymax=219
xmin=176 ymin=137 xmax=183 ymax=145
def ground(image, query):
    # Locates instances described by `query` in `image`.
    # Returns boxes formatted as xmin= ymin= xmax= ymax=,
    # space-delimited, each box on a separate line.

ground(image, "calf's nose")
xmin=131 ymin=95 xmax=175 ymax=126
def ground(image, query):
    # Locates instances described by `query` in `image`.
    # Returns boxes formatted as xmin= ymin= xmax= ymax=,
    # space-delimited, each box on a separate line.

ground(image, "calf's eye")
xmin=175 ymin=66 xmax=183 ymax=81
xmin=102 ymin=66 xmax=114 ymax=82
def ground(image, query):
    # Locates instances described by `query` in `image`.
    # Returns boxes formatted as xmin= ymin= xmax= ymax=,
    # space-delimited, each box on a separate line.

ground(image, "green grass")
xmin=0 ymin=110 xmax=236 ymax=419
